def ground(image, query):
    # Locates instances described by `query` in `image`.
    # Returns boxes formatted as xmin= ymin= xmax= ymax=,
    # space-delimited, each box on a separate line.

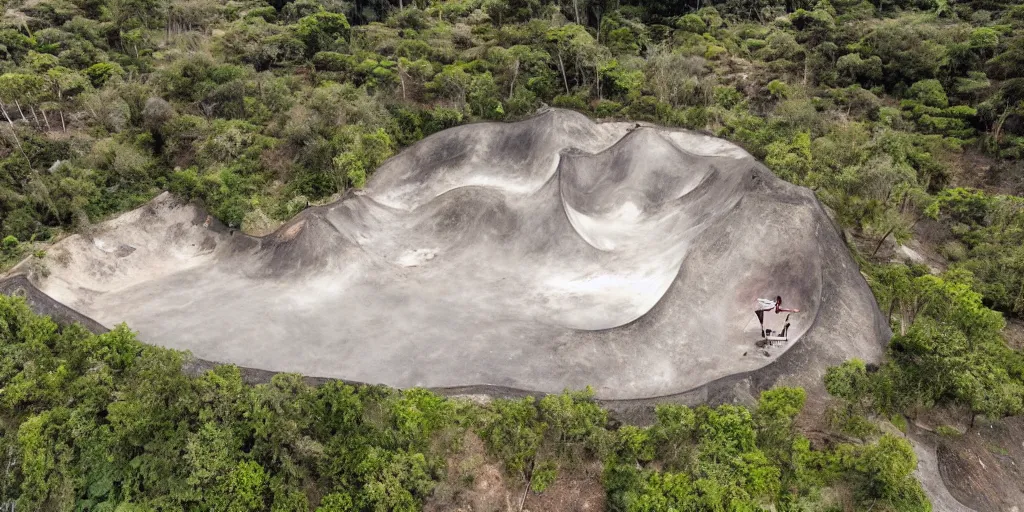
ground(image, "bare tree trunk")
xmin=1 ymin=102 xmax=15 ymax=130
xmin=573 ymin=0 xmax=580 ymax=24
xmin=871 ymin=225 xmax=897 ymax=257
xmin=57 ymin=88 xmax=66 ymax=131
xmin=509 ymin=60 xmax=519 ymax=100
xmin=30 ymin=105 xmax=41 ymax=129
xmin=1 ymin=102 xmax=31 ymax=166
xmin=518 ymin=460 xmax=534 ymax=512
xmin=899 ymin=305 xmax=908 ymax=336
xmin=87 ymin=104 xmax=100 ymax=125
xmin=557 ymin=52 xmax=569 ymax=94
xmin=993 ymin=107 xmax=1011 ymax=144
xmin=41 ymin=109 xmax=52 ymax=131
xmin=14 ymin=99 xmax=26 ymax=122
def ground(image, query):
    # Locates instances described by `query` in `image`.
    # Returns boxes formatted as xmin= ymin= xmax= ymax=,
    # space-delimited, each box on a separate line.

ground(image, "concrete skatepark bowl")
xmin=1 ymin=109 xmax=888 ymax=400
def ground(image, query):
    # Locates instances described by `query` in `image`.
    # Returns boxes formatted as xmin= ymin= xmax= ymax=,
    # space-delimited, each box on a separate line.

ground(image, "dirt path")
xmin=909 ymin=434 xmax=977 ymax=512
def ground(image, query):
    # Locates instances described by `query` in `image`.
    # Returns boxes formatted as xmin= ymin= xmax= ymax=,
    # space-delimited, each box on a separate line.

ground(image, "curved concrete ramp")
xmin=3 ymin=109 xmax=887 ymax=399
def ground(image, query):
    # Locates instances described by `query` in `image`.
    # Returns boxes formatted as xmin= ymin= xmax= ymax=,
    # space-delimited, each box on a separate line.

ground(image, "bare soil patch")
xmin=915 ymin=407 xmax=1024 ymax=511
xmin=937 ymin=416 xmax=1024 ymax=512
xmin=424 ymin=432 xmax=606 ymax=512
xmin=425 ymin=431 xmax=517 ymax=512
xmin=522 ymin=461 xmax=605 ymax=512
xmin=955 ymin=150 xmax=1024 ymax=196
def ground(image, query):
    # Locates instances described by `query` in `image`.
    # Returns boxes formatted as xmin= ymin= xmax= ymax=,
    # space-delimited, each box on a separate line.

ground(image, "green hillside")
xmin=2 ymin=0 xmax=1024 ymax=509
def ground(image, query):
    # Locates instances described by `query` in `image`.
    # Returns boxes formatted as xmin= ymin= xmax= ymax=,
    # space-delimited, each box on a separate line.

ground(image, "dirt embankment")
xmin=423 ymin=431 xmax=604 ymax=512
xmin=936 ymin=416 xmax=1024 ymax=511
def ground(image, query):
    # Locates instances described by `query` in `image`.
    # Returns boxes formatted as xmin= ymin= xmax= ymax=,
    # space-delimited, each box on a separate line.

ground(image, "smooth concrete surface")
xmin=3 ymin=109 xmax=887 ymax=399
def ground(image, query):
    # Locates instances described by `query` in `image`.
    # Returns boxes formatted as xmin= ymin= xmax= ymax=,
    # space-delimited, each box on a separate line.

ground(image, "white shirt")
xmin=756 ymin=298 xmax=777 ymax=311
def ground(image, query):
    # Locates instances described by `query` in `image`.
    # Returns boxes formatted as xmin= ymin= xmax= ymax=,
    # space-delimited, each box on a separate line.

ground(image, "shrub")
xmin=1 ymin=235 xmax=18 ymax=255
xmin=530 ymin=460 xmax=557 ymax=492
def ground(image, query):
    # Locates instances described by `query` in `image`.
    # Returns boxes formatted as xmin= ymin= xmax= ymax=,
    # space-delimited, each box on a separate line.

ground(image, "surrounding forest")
xmin=1 ymin=0 xmax=1024 ymax=508
xmin=0 ymin=296 xmax=931 ymax=510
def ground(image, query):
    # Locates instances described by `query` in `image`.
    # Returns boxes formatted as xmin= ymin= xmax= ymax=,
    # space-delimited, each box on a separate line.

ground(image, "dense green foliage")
xmin=603 ymin=389 xmax=928 ymax=511
xmin=0 ymin=295 xmax=469 ymax=510
xmin=3 ymin=0 xmax=1024 ymax=508
xmin=828 ymin=261 xmax=1024 ymax=430
xmin=2 ymin=0 xmax=1024 ymax=248
xmin=927 ymin=188 xmax=1024 ymax=315
xmin=0 ymin=295 xmax=930 ymax=510
xmin=819 ymin=186 xmax=1024 ymax=428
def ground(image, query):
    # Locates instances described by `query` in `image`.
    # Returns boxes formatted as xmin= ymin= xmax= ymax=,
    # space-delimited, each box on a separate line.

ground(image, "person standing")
xmin=754 ymin=295 xmax=800 ymax=337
